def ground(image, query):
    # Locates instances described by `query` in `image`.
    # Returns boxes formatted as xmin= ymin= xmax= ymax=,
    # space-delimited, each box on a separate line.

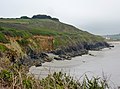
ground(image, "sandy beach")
xmin=29 ymin=41 xmax=120 ymax=88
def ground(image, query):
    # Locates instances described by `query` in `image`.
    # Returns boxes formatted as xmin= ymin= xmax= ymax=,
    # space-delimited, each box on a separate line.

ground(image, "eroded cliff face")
xmin=0 ymin=35 xmax=110 ymax=67
xmin=33 ymin=36 xmax=53 ymax=51
xmin=0 ymin=35 xmax=54 ymax=64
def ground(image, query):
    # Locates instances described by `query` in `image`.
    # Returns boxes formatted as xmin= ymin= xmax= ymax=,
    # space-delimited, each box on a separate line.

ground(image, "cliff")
xmin=0 ymin=15 xmax=110 ymax=67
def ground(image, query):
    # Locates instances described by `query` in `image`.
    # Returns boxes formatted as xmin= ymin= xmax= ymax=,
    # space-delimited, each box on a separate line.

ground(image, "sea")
xmin=29 ymin=41 xmax=120 ymax=88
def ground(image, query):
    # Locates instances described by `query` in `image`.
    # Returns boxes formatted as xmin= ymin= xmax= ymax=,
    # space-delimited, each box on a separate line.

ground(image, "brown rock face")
xmin=33 ymin=35 xmax=54 ymax=51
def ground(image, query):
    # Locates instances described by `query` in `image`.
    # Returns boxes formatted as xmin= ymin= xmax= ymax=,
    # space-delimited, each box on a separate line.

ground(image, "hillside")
xmin=0 ymin=18 xmax=104 ymax=45
xmin=0 ymin=15 xmax=110 ymax=66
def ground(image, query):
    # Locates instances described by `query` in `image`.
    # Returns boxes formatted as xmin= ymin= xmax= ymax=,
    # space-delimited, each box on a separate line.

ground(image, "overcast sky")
xmin=0 ymin=0 xmax=120 ymax=35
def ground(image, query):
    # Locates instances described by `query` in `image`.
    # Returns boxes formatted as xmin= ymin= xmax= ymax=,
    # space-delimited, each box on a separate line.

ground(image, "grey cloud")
xmin=0 ymin=0 xmax=120 ymax=35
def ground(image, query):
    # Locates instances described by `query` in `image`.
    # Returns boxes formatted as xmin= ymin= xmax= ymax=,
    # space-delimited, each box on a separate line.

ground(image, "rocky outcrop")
xmin=51 ymin=42 xmax=110 ymax=58
xmin=9 ymin=41 xmax=110 ymax=67
xmin=18 ymin=52 xmax=53 ymax=67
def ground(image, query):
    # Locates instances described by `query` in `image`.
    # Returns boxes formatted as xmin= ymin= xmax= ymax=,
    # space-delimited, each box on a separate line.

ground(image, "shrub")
xmin=0 ymin=32 xmax=9 ymax=43
xmin=20 ymin=16 xmax=30 ymax=19
xmin=82 ymin=75 xmax=109 ymax=89
xmin=2 ymin=28 xmax=32 ymax=38
xmin=0 ymin=70 xmax=12 ymax=81
xmin=0 ymin=44 xmax=8 ymax=52
xmin=0 ymin=27 xmax=4 ymax=31
xmin=23 ymin=79 xmax=32 ymax=89
xmin=32 ymin=14 xmax=52 ymax=19
xmin=17 ymin=39 xmax=29 ymax=46
xmin=0 ymin=64 xmax=110 ymax=89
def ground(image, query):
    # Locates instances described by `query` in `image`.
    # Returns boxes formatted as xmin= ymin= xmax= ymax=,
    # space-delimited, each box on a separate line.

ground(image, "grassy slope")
xmin=0 ymin=18 xmax=104 ymax=50
xmin=0 ymin=19 xmax=109 ymax=89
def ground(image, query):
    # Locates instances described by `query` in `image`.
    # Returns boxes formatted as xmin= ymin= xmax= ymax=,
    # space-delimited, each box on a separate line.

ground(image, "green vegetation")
xmin=0 ymin=18 xmax=105 ymax=49
xmin=17 ymin=39 xmax=30 ymax=46
xmin=20 ymin=16 xmax=30 ymax=19
xmin=29 ymin=29 xmax=58 ymax=36
xmin=0 ymin=32 xmax=8 ymax=43
xmin=1 ymin=27 xmax=32 ymax=38
xmin=0 ymin=63 xmax=109 ymax=89
xmin=0 ymin=44 xmax=8 ymax=52
xmin=32 ymin=14 xmax=59 ymax=21
xmin=0 ymin=16 xmax=110 ymax=89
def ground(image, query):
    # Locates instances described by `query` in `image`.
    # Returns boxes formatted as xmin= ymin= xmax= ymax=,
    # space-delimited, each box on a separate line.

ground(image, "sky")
xmin=0 ymin=0 xmax=120 ymax=35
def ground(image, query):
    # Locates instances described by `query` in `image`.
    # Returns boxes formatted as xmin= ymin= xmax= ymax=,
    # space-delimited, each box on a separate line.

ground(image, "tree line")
xmin=20 ymin=14 xmax=59 ymax=21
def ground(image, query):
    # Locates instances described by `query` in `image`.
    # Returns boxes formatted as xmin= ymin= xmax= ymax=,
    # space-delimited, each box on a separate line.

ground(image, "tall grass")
xmin=0 ymin=59 xmax=110 ymax=89
xmin=0 ymin=44 xmax=8 ymax=52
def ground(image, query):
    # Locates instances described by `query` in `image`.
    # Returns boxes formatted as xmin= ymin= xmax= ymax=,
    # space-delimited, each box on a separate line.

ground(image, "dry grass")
xmin=0 ymin=58 xmax=110 ymax=89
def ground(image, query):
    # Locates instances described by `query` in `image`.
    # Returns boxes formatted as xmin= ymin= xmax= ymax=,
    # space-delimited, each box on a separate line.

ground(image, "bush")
xmin=0 ymin=63 xmax=110 ymax=89
xmin=0 ymin=27 xmax=4 ymax=31
xmin=40 ymin=72 xmax=109 ymax=89
xmin=0 ymin=44 xmax=8 ymax=52
xmin=0 ymin=70 xmax=12 ymax=83
xmin=32 ymin=14 xmax=52 ymax=19
xmin=82 ymin=75 xmax=109 ymax=89
xmin=17 ymin=39 xmax=29 ymax=46
xmin=20 ymin=16 xmax=30 ymax=19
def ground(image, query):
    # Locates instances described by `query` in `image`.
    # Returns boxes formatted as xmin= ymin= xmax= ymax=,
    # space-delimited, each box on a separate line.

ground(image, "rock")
xmin=44 ymin=57 xmax=53 ymax=62
xmin=89 ymin=53 xmax=94 ymax=56
xmin=109 ymin=45 xmax=114 ymax=47
xmin=59 ymin=55 xmax=71 ymax=60
xmin=35 ymin=63 xmax=42 ymax=67
xmin=54 ymin=57 xmax=63 ymax=60
xmin=82 ymin=61 xmax=85 ymax=63
xmin=18 ymin=41 xmax=110 ymax=67
xmin=40 ymin=52 xmax=49 ymax=58
xmin=66 ymin=57 xmax=72 ymax=60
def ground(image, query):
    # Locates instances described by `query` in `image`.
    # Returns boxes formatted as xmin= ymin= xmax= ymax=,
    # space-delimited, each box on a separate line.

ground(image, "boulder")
xmin=54 ymin=57 xmax=63 ymax=60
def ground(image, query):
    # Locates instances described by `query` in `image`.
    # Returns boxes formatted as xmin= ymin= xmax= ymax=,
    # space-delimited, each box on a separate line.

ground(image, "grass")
xmin=0 ymin=18 xmax=105 ymax=50
xmin=29 ymin=29 xmax=59 ymax=36
xmin=0 ymin=18 xmax=104 ymax=39
xmin=0 ymin=17 xmax=110 ymax=89
xmin=0 ymin=57 xmax=110 ymax=89
xmin=17 ymin=39 xmax=30 ymax=46
xmin=0 ymin=63 xmax=110 ymax=89
xmin=1 ymin=27 xmax=32 ymax=38
xmin=0 ymin=32 xmax=9 ymax=43
xmin=0 ymin=26 xmax=104 ymax=49
xmin=0 ymin=44 xmax=8 ymax=52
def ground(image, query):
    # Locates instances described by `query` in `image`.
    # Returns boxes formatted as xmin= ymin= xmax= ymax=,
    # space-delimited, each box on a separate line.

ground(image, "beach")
xmin=29 ymin=41 xmax=120 ymax=88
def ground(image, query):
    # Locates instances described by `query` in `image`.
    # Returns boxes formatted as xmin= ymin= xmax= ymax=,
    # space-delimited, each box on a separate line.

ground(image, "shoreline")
xmin=29 ymin=47 xmax=111 ymax=78
xmin=29 ymin=43 xmax=120 ymax=88
xmin=17 ymin=41 xmax=111 ymax=67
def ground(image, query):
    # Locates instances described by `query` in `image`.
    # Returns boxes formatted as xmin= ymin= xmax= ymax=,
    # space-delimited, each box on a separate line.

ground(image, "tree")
xmin=20 ymin=16 xmax=30 ymax=19
xmin=32 ymin=14 xmax=52 ymax=19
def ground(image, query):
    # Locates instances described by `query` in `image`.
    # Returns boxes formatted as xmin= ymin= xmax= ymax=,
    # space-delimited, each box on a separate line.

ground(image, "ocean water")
xmin=29 ymin=42 xmax=120 ymax=88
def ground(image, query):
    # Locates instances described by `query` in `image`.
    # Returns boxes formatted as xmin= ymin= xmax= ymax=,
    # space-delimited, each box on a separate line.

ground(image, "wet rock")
xmin=59 ymin=55 xmax=71 ymax=60
xmin=51 ymin=42 xmax=109 ymax=59
xmin=109 ymin=45 xmax=114 ymax=47
xmin=89 ymin=53 xmax=94 ymax=56
xmin=35 ymin=63 xmax=42 ymax=67
xmin=44 ymin=57 xmax=53 ymax=62
xmin=54 ymin=57 xmax=63 ymax=60
xmin=17 ymin=41 xmax=110 ymax=67
xmin=40 ymin=52 xmax=49 ymax=58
